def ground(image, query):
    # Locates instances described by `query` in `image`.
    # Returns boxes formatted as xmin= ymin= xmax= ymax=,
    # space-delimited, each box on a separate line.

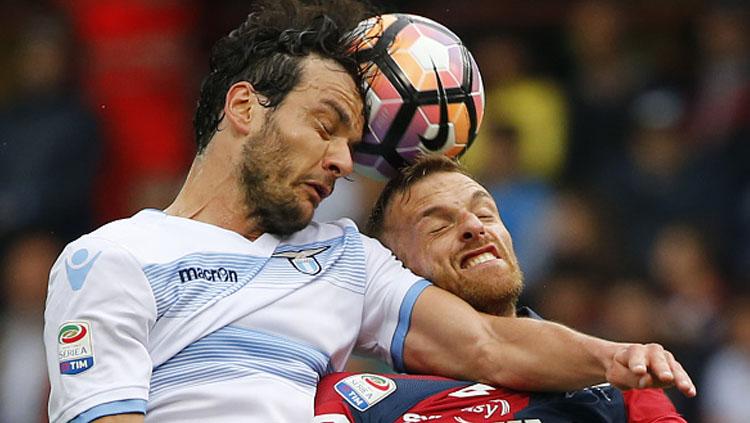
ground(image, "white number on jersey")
xmin=448 ymin=383 xmax=496 ymax=398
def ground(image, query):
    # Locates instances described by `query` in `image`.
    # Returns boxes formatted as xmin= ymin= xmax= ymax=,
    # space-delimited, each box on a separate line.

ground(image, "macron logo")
xmin=178 ymin=266 xmax=238 ymax=283
xmin=65 ymin=249 xmax=101 ymax=291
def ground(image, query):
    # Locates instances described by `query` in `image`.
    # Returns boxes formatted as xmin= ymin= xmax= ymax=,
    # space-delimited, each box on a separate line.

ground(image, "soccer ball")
xmin=353 ymin=14 xmax=485 ymax=180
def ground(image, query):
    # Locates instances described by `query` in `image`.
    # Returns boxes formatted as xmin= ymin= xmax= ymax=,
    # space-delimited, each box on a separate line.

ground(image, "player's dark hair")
xmin=193 ymin=0 xmax=377 ymax=152
xmin=366 ymin=155 xmax=471 ymax=240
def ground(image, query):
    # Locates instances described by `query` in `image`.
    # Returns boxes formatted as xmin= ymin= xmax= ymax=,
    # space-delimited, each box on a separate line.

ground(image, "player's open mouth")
xmin=460 ymin=246 xmax=500 ymax=269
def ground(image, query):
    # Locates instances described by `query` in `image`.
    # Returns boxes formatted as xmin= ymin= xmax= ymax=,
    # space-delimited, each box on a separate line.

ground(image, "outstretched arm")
xmin=403 ymin=286 xmax=696 ymax=396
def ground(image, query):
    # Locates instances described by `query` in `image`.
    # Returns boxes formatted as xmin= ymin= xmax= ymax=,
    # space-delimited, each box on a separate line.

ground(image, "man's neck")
xmin=164 ymin=155 xmax=264 ymax=240
xmin=486 ymin=301 xmax=516 ymax=318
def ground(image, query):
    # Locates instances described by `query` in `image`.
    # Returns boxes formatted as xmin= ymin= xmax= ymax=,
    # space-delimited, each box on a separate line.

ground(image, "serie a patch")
xmin=334 ymin=373 xmax=397 ymax=412
xmin=58 ymin=321 xmax=94 ymax=375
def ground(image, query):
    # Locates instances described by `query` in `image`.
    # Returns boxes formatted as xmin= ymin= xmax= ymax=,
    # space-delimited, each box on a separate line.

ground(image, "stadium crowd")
xmin=0 ymin=0 xmax=747 ymax=421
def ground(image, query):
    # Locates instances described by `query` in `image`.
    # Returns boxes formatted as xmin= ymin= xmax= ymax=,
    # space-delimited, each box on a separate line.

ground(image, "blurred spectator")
xmin=689 ymin=2 xmax=750 ymax=147
xmin=530 ymin=261 xmax=600 ymax=336
xmin=701 ymin=295 xmax=750 ymax=423
xmin=688 ymin=3 xmax=750 ymax=285
xmin=546 ymin=189 xmax=617 ymax=273
xmin=595 ymin=278 xmax=662 ymax=343
xmin=463 ymin=35 xmax=568 ymax=181
xmin=649 ymin=222 xmax=726 ymax=422
xmin=0 ymin=232 xmax=60 ymax=422
xmin=563 ymin=0 xmax=646 ymax=187
xmin=733 ymin=153 xmax=750 ymax=281
xmin=650 ymin=223 xmax=726 ymax=348
xmin=0 ymin=7 xmax=101 ymax=244
xmin=595 ymin=86 xmax=731 ymax=273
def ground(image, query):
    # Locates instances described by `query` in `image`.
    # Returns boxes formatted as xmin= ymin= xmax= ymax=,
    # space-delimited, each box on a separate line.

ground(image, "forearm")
xmin=404 ymin=287 xmax=695 ymax=395
xmin=473 ymin=315 xmax=619 ymax=391
xmin=404 ymin=287 xmax=620 ymax=391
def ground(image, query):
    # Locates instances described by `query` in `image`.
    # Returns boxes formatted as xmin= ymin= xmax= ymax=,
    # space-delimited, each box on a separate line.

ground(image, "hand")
xmin=605 ymin=343 xmax=696 ymax=397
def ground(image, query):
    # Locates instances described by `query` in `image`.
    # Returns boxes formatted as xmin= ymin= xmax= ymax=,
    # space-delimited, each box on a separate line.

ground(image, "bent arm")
xmin=404 ymin=286 xmax=615 ymax=391
xmin=404 ymin=286 xmax=695 ymax=395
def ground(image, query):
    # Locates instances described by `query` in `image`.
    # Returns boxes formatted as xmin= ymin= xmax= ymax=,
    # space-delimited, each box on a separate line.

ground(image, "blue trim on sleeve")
xmin=390 ymin=279 xmax=432 ymax=372
xmin=70 ymin=399 xmax=147 ymax=423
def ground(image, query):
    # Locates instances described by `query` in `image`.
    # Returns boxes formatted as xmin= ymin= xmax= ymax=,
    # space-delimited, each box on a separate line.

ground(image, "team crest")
xmin=272 ymin=246 xmax=329 ymax=275
xmin=334 ymin=373 xmax=397 ymax=412
xmin=58 ymin=321 xmax=94 ymax=375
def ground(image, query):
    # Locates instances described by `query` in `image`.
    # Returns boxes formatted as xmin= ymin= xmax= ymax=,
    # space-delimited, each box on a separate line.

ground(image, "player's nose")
xmin=323 ymin=138 xmax=354 ymax=178
xmin=460 ymin=212 xmax=486 ymax=241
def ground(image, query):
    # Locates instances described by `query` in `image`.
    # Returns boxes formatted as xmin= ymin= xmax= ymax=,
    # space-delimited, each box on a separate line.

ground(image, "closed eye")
xmin=316 ymin=121 xmax=332 ymax=140
xmin=429 ymin=224 xmax=449 ymax=235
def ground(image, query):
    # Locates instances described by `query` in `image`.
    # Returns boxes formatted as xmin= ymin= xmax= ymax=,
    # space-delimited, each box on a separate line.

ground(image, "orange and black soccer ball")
xmin=353 ymin=14 xmax=485 ymax=180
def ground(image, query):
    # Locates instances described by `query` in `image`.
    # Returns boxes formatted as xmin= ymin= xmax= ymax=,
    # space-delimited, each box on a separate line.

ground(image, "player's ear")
xmin=223 ymin=81 xmax=261 ymax=135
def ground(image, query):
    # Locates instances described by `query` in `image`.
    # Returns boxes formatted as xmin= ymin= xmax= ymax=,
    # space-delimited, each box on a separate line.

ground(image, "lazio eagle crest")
xmin=271 ymin=246 xmax=329 ymax=275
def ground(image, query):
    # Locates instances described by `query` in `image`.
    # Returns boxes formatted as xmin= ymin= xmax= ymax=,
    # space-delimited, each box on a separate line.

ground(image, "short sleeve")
xmin=313 ymin=373 xmax=355 ymax=421
xmin=622 ymin=388 xmax=686 ymax=423
xmin=44 ymin=236 xmax=157 ymax=422
xmin=356 ymin=236 xmax=430 ymax=371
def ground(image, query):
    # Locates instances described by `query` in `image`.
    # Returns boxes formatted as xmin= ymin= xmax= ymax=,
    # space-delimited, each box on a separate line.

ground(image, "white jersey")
xmin=44 ymin=209 xmax=428 ymax=422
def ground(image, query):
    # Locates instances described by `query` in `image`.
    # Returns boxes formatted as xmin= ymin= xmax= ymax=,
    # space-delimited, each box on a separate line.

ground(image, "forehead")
xmin=293 ymin=56 xmax=363 ymax=113
xmin=389 ymin=172 xmax=492 ymax=221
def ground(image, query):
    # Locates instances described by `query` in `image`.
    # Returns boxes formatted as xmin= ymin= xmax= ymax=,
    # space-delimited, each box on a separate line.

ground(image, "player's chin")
xmin=463 ymin=262 xmax=518 ymax=285
xmin=297 ymin=200 xmax=318 ymax=226
xmin=264 ymin=194 xmax=316 ymax=235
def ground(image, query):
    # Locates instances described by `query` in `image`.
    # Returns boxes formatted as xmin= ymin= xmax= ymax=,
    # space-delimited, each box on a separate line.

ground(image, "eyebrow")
xmin=471 ymin=190 xmax=493 ymax=203
xmin=321 ymin=98 xmax=351 ymax=127
xmin=418 ymin=189 xmax=493 ymax=220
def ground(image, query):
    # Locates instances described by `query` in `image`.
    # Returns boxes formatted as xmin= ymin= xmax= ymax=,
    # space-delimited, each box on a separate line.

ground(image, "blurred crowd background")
xmin=0 ymin=0 xmax=747 ymax=421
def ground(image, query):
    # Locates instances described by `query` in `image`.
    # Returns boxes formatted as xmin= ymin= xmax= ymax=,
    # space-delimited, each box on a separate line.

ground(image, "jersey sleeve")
xmin=44 ymin=235 xmax=157 ymax=423
xmin=313 ymin=373 xmax=355 ymax=423
xmin=357 ymin=235 xmax=431 ymax=372
xmin=622 ymin=389 xmax=687 ymax=423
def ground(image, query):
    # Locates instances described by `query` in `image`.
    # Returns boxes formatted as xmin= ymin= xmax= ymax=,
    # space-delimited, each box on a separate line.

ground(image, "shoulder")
xmin=55 ymin=214 xmax=151 ymax=275
xmin=72 ymin=209 xmax=260 ymax=264
xmin=622 ymin=388 xmax=684 ymax=422
xmin=72 ymin=210 xmax=168 ymax=260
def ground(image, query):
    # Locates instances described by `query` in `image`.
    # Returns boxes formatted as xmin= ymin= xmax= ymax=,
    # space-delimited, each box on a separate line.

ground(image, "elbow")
xmin=472 ymin=337 xmax=537 ymax=391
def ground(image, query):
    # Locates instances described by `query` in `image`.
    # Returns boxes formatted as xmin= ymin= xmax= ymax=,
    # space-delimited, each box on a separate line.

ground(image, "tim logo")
xmin=272 ymin=246 xmax=329 ymax=275
xmin=178 ymin=267 xmax=238 ymax=283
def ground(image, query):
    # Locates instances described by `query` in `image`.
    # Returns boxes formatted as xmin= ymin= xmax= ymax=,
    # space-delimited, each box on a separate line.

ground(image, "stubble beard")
xmin=457 ymin=267 xmax=524 ymax=317
xmin=240 ymin=121 xmax=310 ymax=237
